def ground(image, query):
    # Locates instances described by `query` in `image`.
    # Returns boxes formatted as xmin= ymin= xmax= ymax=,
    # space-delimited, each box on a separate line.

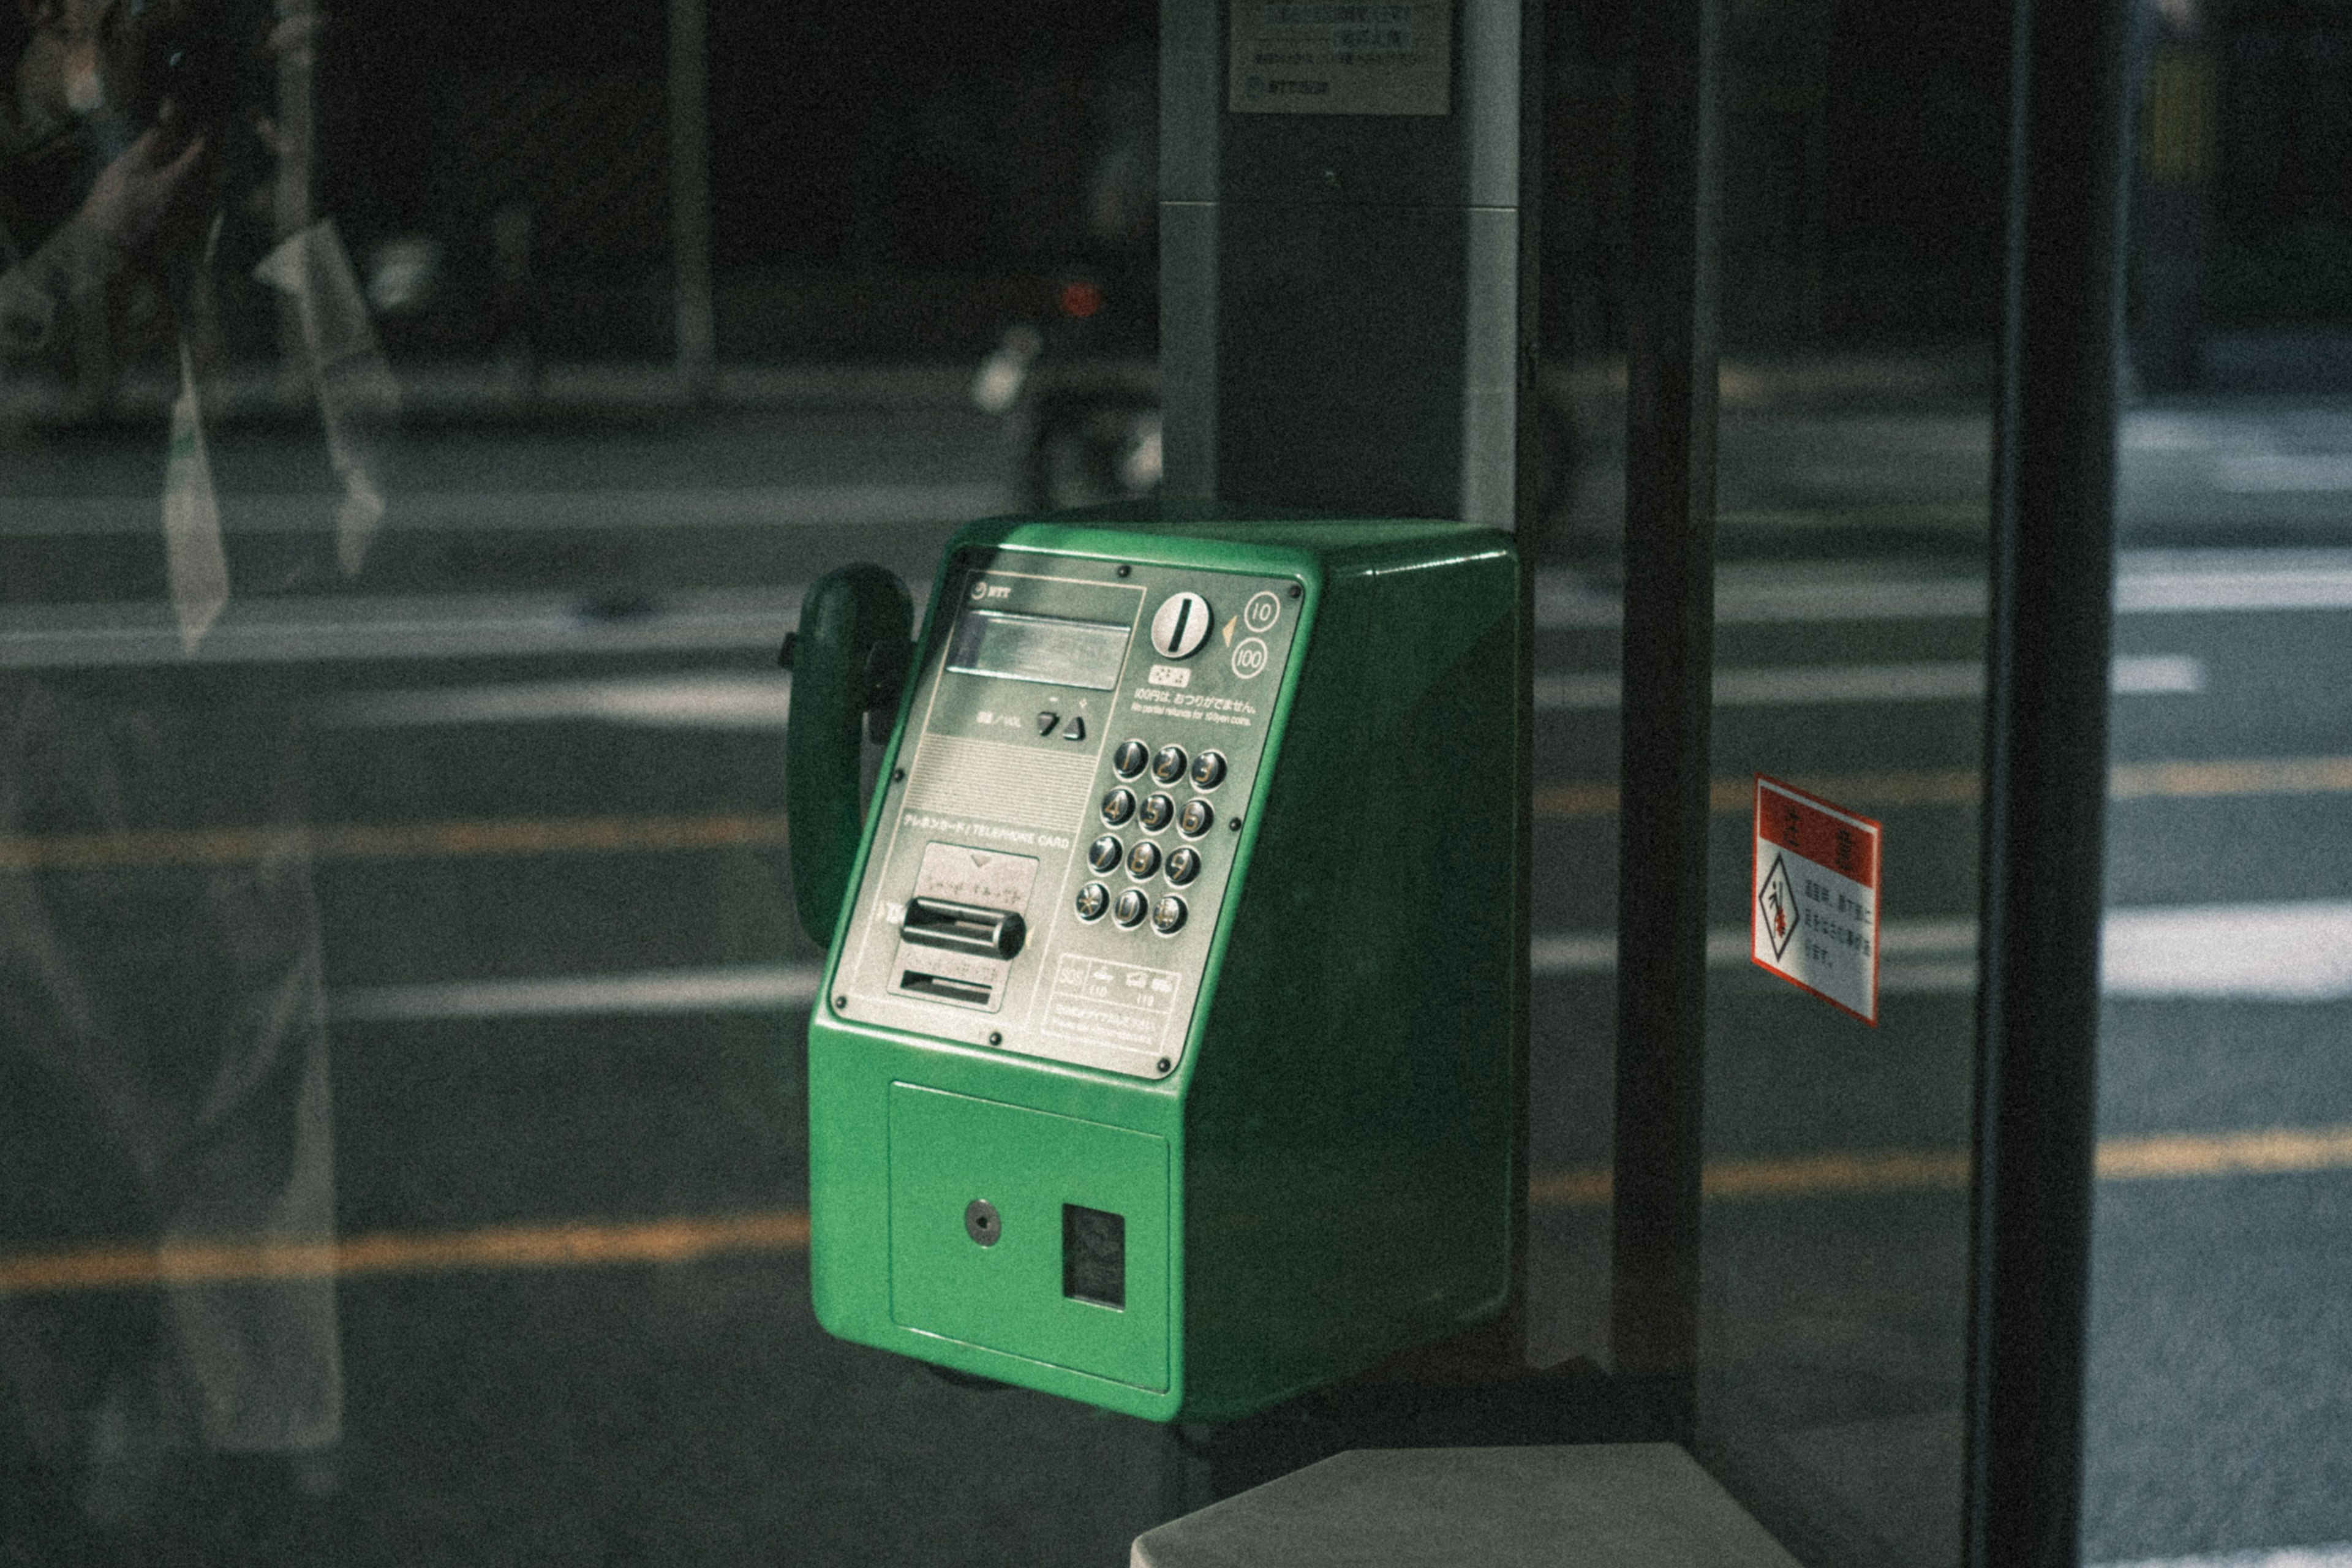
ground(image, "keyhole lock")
xmin=964 ymin=1199 xmax=1001 ymax=1246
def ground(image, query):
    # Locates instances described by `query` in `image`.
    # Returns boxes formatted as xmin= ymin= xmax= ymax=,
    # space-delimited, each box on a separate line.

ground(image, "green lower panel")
xmin=887 ymin=1084 xmax=1170 ymax=1392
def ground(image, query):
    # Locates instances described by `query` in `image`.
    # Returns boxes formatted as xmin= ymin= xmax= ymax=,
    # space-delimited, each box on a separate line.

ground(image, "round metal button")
xmin=1088 ymin=835 xmax=1124 ymax=873
xmin=1166 ymin=846 xmax=1201 ymax=886
xmin=1112 ymin=739 xmax=1149 ymax=778
xmin=1178 ymin=799 xmax=1215 ymax=837
xmin=1151 ymin=895 xmax=1188 ymax=935
xmin=1150 ymin=593 xmax=1212 ymax=658
xmin=1100 ymin=788 xmax=1136 ymax=826
xmin=1074 ymin=882 xmax=1110 ymax=921
xmin=1113 ymin=889 xmax=1148 ymax=927
xmin=1152 ymin=745 xmax=1189 ymax=785
xmin=1126 ymin=840 xmax=1161 ymax=879
xmin=1189 ymin=750 xmax=1227 ymax=789
xmin=1139 ymin=793 xmax=1175 ymax=832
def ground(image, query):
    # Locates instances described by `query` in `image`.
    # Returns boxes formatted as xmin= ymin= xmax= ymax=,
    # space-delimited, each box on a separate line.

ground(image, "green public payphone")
xmin=788 ymin=512 xmax=1518 ymax=1422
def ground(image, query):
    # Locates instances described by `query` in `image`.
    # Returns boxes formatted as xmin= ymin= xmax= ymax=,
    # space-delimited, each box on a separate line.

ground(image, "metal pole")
xmin=668 ymin=0 xmax=715 ymax=398
xmin=1160 ymin=0 xmax=1536 ymax=528
xmin=1964 ymin=0 xmax=2133 ymax=1561
xmin=1608 ymin=0 xmax=1720 ymax=1434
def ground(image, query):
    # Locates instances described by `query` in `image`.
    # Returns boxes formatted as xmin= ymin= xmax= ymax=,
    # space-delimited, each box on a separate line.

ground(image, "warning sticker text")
xmin=1752 ymin=775 xmax=1883 ymax=1024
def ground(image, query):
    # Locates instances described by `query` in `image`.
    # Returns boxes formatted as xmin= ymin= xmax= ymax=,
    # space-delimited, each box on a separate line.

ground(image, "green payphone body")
xmin=790 ymin=513 xmax=1517 ymax=1422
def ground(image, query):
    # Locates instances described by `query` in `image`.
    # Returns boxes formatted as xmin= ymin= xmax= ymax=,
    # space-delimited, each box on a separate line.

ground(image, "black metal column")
xmin=1608 ymin=0 xmax=1720 ymax=1431
xmin=1966 ymin=0 xmax=2134 ymax=1561
xmin=1161 ymin=0 xmax=1540 ymax=527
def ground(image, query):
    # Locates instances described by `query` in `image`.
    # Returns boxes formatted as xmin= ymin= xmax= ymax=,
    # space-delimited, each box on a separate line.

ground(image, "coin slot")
xmin=1062 ymin=1204 xmax=1126 ymax=1309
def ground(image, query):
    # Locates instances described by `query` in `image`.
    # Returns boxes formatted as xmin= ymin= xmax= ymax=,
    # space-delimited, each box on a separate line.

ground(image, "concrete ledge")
xmin=1131 ymin=1444 xmax=1800 ymax=1568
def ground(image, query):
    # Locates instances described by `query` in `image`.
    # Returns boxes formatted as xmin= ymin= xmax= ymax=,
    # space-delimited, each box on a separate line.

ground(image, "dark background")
xmin=299 ymin=0 xmax=2352 ymax=367
xmin=309 ymin=0 xmax=2023 ymax=361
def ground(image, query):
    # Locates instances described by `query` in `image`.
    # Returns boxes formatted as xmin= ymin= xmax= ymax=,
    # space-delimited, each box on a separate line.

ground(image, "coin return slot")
xmin=897 ymin=970 xmax=996 ymax=1007
xmin=899 ymin=897 xmax=1026 ymax=960
xmin=1062 ymin=1204 xmax=1126 ymax=1309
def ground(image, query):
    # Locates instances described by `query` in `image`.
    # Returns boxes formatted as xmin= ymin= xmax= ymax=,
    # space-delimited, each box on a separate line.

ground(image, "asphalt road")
xmin=0 ymin=393 xmax=2347 ymax=1565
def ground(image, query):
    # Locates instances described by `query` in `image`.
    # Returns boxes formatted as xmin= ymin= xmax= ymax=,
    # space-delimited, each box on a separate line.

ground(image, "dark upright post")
xmin=1966 ymin=0 xmax=2133 ymax=1562
xmin=1161 ymin=0 xmax=1539 ymax=528
xmin=1608 ymin=0 xmax=1720 ymax=1435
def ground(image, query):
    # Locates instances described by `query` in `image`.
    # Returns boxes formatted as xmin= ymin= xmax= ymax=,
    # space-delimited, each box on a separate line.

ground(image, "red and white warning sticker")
xmin=1752 ymin=775 xmax=1883 ymax=1025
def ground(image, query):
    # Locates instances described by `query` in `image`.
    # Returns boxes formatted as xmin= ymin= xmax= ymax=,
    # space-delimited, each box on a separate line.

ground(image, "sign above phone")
xmin=1229 ymin=1 xmax=1452 ymax=116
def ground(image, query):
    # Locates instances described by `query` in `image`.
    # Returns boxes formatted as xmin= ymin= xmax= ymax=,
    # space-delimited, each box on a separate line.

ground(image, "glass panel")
xmin=1684 ymin=1 xmax=2007 ymax=1561
xmin=0 ymin=2 xmax=1175 ymax=1561
xmin=2084 ymin=4 xmax=2352 ymax=1562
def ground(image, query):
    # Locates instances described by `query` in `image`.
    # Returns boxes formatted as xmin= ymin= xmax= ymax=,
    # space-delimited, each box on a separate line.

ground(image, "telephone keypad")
xmin=1097 ymin=737 xmax=1238 ymax=930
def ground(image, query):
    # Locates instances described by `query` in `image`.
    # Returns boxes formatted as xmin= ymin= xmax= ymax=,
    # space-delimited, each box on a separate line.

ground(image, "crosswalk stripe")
xmin=2089 ymin=1547 xmax=2352 ymax=1568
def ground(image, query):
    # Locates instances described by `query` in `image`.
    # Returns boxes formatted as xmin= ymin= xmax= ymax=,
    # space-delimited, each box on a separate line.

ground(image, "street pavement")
xmin=0 ymin=391 xmax=2347 ymax=1564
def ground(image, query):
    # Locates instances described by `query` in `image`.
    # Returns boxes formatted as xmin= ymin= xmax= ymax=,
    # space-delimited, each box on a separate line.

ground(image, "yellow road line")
xmin=1537 ymin=771 xmax=1981 ymax=819
xmin=9 ymin=1125 xmax=2346 ymax=1298
xmin=1 ymin=754 xmax=2344 ymax=870
xmin=1705 ymin=1148 xmax=1973 ymax=1199
xmin=2095 ymin=1123 xmax=2352 ymax=1180
xmin=1531 ymin=1123 xmax=2352 ymax=1209
xmin=1536 ymin=755 xmax=2352 ymax=820
xmin=1528 ymin=1150 xmax=1971 ymax=1207
xmin=0 ymin=812 xmax=789 ymax=871
xmin=2106 ymin=755 xmax=2352 ymax=802
xmin=0 ymin=1212 xmax=809 ymax=1295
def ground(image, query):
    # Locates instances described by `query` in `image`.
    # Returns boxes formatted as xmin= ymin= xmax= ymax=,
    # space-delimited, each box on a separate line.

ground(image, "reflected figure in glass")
xmin=0 ymin=0 xmax=344 ymax=1542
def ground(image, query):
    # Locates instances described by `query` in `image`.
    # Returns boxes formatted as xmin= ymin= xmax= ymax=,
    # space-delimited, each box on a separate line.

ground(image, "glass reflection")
xmin=1683 ymin=0 xmax=2004 ymax=1562
xmin=3 ymin=2 xmax=1176 ymax=1560
xmin=4 ymin=0 xmax=351 ymax=1537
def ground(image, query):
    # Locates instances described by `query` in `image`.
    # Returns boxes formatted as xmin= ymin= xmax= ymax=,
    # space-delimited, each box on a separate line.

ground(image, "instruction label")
xmin=1041 ymin=954 xmax=1182 ymax=1060
xmin=1752 ymin=775 xmax=1882 ymax=1025
xmin=1229 ymin=1 xmax=1452 ymax=116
